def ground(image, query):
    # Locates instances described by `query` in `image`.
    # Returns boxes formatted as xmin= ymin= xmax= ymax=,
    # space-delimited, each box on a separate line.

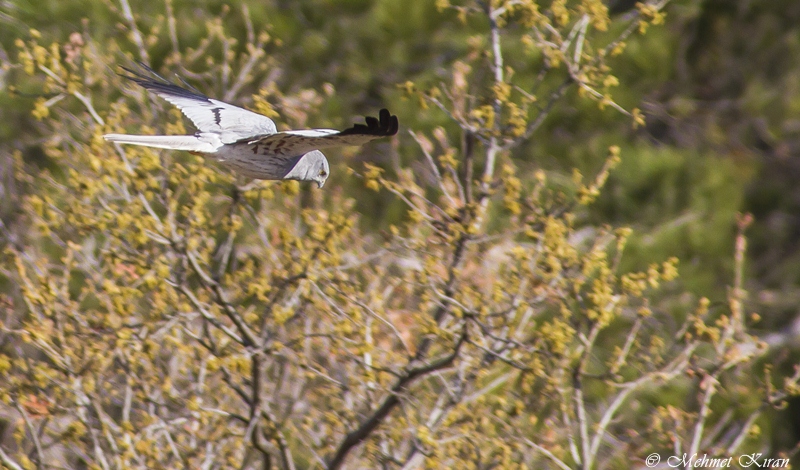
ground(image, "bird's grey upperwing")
xmin=245 ymin=108 xmax=399 ymax=156
xmin=119 ymin=64 xmax=277 ymax=144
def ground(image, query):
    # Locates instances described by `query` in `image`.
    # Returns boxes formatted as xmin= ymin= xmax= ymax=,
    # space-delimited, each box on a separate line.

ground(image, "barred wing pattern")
xmin=119 ymin=66 xmax=277 ymax=144
xmin=246 ymin=108 xmax=399 ymax=156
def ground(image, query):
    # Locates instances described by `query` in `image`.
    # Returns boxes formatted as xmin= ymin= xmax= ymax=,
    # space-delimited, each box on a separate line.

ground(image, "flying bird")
xmin=103 ymin=65 xmax=399 ymax=188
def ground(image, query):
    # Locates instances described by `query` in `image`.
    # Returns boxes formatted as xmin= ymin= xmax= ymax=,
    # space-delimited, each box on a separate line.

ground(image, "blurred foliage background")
xmin=2 ymin=0 xmax=800 ymax=468
xmin=5 ymin=0 xmax=800 ymax=307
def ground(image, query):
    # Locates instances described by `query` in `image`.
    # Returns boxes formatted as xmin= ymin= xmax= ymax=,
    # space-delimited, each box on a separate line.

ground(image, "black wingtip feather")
xmin=339 ymin=109 xmax=399 ymax=137
xmin=117 ymin=62 xmax=212 ymax=103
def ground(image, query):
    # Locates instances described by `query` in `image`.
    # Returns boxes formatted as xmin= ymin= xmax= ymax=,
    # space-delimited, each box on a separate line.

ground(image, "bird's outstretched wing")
xmin=119 ymin=64 xmax=277 ymax=144
xmin=245 ymin=108 xmax=399 ymax=156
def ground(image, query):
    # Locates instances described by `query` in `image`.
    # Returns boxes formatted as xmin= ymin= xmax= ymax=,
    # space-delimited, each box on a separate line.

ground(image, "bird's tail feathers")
xmin=103 ymin=134 xmax=217 ymax=153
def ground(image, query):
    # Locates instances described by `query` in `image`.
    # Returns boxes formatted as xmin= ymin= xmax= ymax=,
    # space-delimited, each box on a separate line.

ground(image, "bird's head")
xmin=313 ymin=152 xmax=330 ymax=189
xmin=284 ymin=150 xmax=329 ymax=188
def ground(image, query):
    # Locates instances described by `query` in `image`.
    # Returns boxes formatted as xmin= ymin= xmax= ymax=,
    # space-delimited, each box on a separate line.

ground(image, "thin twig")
xmin=0 ymin=447 xmax=23 ymax=470
xmin=118 ymin=0 xmax=149 ymax=62
xmin=327 ymin=332 xmax=466 ymax=469
xmin=14 ymin=400 xmax=45 ymax=468
xmin=525 ymin=438 xmax=573 ymax=470
xmin=688 ymin=374 xmax=718 ymax=467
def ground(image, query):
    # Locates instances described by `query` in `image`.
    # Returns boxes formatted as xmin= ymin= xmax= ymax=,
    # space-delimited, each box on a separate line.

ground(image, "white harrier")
xmin=104 ymin=65 xmax=399 ymax=188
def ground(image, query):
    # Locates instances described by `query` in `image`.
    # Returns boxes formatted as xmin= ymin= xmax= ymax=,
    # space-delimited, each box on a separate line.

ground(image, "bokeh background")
xmin=2 ymin=0 xmax=800 ymax=467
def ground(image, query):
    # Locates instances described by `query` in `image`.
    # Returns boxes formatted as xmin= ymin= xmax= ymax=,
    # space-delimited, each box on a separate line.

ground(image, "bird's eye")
xmin=319 ymin=170 xmax=327 ymax=177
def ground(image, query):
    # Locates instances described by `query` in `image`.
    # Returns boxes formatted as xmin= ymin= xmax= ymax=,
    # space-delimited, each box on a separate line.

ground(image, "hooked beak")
xmin=316 ymin=179 xmax=325 ymax=189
